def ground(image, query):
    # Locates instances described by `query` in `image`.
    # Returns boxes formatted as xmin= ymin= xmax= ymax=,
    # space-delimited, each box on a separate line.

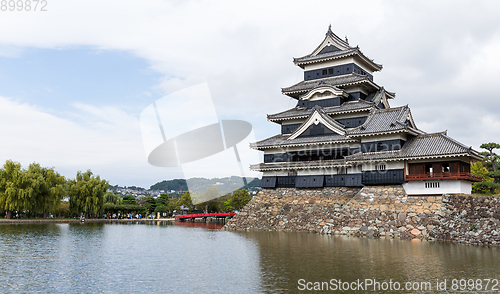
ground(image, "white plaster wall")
xmin=262 ymin=171 xmax=288 ymax=177
xmin=362 ymin=161 xmax=404 ymax=171
xmin=403 ymin=180 xmax=472 ymax=195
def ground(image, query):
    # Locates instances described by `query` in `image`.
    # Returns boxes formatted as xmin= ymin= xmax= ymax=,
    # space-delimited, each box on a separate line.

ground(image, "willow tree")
xmin=0 ymin=160 xmax=33 ymax=218
xmin=0 ymin=160 xmax=65 ymax=218
xmin=68 ymin=170 xmax=108 ymax=217
xmin=27 ymin=163 xmax=66 ymax=217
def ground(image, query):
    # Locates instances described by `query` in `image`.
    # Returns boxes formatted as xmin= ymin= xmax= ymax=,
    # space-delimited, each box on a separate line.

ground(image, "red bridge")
xmin=174 ymin=212 xmax=236 ymax=222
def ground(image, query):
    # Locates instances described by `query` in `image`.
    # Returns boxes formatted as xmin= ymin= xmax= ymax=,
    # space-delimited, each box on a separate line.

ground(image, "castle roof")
xmin=250 ymin=133 xmax=355 ymax=149
xmin=292 ymin=27 xmax=382 ymax=71
xmin=267 ymin=100 xmax=375 ymax=122
xmin=346 ymin=132 xmax=482 ymax=162
xmin=347 ymin=106 xmax=418 ymax=136
xmin=282 ymin=73 xmax=375 ymax=98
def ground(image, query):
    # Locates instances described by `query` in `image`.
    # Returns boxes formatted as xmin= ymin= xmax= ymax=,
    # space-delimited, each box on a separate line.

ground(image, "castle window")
xmin=425 ymin=181 xmax=440 ymax=188
xmin=328 ymin=68 xmax=333 ymax=74
xmin=322 ymin=69 xmax=327 ymax=75
xmin=376 ymin=164 xmax=386 ymax=171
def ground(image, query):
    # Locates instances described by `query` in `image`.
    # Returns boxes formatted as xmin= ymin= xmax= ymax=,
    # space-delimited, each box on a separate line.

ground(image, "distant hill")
xmin=150 ymin=176 xmax=260 ymax=195
xmin=150 ymin=179 xmax=188 ymax=192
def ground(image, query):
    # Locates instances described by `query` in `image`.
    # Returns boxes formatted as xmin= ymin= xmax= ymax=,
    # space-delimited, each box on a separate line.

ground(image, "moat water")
xmin=0 ymin=221 xmax=498 ymax=293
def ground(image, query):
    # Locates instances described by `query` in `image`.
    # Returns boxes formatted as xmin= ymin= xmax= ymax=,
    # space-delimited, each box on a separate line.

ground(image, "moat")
xmin=0 ymin=221 xmax=498 ymax=293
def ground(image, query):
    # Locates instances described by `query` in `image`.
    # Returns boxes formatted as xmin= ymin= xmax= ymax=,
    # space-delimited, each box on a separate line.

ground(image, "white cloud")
xmin=1 ymin=0 xmax=500 ymax=185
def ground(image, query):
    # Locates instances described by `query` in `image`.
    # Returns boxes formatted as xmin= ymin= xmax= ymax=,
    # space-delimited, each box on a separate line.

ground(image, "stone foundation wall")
xmin=223 ymin=186 xmax=500 ymax=246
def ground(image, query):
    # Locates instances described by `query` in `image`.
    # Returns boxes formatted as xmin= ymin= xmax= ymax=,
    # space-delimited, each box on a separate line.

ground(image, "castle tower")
xmin=251 ymin=27 xmax=482 ymax=195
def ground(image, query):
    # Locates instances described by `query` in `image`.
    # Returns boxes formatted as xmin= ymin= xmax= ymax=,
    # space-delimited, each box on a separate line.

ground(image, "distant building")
xmin=251 ymin=27 xmax=482 ymax=195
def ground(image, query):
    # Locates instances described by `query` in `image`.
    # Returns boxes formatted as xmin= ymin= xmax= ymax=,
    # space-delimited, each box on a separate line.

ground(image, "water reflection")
xmin=238 ymin=231 xmax=500 ymax=293
xmin=0 ymin=223 xmax=498 ymax=293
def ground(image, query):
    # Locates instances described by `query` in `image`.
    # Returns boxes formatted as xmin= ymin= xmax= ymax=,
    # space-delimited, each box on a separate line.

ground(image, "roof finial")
xmin=345 ymin=36 xmax=349 ymax=44
xmin=328 ymin=24 xmax=331 ymax=31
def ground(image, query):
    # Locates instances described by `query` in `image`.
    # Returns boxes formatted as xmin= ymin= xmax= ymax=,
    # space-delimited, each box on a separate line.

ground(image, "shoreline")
xmin=0 ymin=218 xmax=175 ymax=224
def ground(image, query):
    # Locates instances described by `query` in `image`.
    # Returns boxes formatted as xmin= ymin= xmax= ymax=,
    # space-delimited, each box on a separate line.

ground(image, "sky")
xmin=0 ymin=0 xmax=499 ymax=188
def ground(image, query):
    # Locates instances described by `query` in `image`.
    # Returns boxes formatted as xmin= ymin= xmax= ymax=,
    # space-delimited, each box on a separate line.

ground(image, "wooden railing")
xmin=405 ymin=172 xmax=482 ymax=182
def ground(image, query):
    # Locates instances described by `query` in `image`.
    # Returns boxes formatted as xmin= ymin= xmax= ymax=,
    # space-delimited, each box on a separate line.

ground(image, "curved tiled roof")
xmin=250 ymin=133 xmax=354 ymax=149
xmin=347 ymin=106 xmax=411 ymax=135
xmin=282 ymin=73 xmax=374 ymax=98
xmin=345 ymin=132 xmax=481 ymax=161
xmin=294 ymin=48 xmax=382 ymax=71
xmin=294 ymin=48 xmax=357 ymax=63
xmin=268 ymin=100 xmax=375 ymax=121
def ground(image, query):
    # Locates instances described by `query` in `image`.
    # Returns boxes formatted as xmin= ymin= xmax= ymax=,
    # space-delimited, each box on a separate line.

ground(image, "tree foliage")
xmin=0 ymin=160 xmax=65 ymax=218
xmin=67 ymin=170 xmax=108 ymax=216
xmin=122 ymin=195 xmax=137 ymax=205
xmin=228 ymin=189 xmax=252 ymax=211
xmin=471 ymin=162 xmax=493 ymax=194
xmin=176 ymin=191 xmax=194 ymax=212
xmin=143 ymin=196 xmax=157 ymax=213
xmin=477 ymin=143 xmax=500 ymax=193
xmin=104 ymin=191 xmax=121 ymax=204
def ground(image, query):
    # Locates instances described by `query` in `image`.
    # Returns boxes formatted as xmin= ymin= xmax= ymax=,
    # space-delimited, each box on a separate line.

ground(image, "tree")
xmin=0 ymin=160 xmax=34 ymax=218
xmin=156 ymin=193 xmax=172 ymax=214
xmin=104 ymin=191 xmax=121 ymax=204
xmin=228 ymin=189 xmax=252 ymax=211
xmin=471 ymin=162 xmax=493 ymax=194
xmin=0 ymin=160 xmax=65 ymax=218
xmin=67 ymin=170 xmax=108 ymax=217
xmin=193 ymin=187 xmax=221 ymax=212
xmin=122 ymin=195 xmax=137 ymax=205
xmin=143 ymin=196 xmax=157 ymax=213
xmin=27 ymin=163 xmax=65 ymax=217
xmin=480 ymin=143 xmax=500 ymax=193
xmin=176 ymin=191 xmax=194 ymax=212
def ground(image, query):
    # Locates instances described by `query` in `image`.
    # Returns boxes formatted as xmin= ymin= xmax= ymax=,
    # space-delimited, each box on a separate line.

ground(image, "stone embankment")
xmin=223 ymin=186 xmax=500 ymax=246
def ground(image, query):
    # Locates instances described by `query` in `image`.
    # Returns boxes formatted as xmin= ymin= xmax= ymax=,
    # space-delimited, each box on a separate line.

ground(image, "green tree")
xmin=156 ymin=193 xmax=172 ymax=213
xmin=228 ymin=189 xmax=252 ymax=211
xmin=480 ymin=143 xmax=500 ymax=193
xmin=122 ymin=195 xmax=137 ymax=205
xmin=176 ymin=191 xmax=194 ymax=212
xmin=143 ymin=196 xmax=157 ymax=213
xmin=0 ymin=160 xmax=65 ymax=218
xmin=67 ymin=170 xmax=108 ymax=217
xmin=480 ymin=142 xmax=500 ymax=172
xmin=29 ymin=163 xmax=66 ymax=218
xmin=0 ymin=160 xmax=34 ymax=218
xmin=104 ymin=191 xmax=121 ymax=204
xmin=471 ymin=162 xmax=494 ymax=194
xmin=222 ymin=199 xmax=235 ymax=212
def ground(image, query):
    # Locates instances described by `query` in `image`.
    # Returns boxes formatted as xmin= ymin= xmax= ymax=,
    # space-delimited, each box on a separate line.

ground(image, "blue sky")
xmin=0 ymin=48 xmax=163 ymax=113
xmin=0 ymin=0 xmax=500 ymax=188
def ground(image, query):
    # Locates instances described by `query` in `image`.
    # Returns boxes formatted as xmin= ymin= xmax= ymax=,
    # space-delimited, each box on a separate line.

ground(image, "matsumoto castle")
xmin=251 ymin=27 xmax=482 ymax=196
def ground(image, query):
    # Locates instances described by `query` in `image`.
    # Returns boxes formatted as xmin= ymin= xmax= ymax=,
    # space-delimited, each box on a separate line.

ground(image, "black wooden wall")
xmin=304 ymin=63 xmax=373 ymax=81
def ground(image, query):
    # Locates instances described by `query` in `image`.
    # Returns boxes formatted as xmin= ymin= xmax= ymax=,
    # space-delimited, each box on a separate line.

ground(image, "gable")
xmin=288 ymin=108 xmax=346 ymax=140
xmin=297 ymin=122 xmax=337 ymax=138
xmin=318 ymin=45 xmax=342 ymax=55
